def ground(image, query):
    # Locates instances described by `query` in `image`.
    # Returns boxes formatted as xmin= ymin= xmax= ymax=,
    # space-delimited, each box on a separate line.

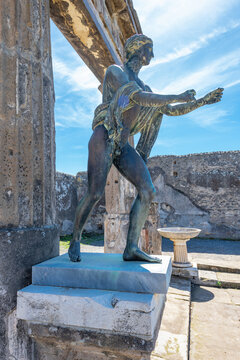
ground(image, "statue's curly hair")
xmin=124 ymin=34 xmax=153 ymax=62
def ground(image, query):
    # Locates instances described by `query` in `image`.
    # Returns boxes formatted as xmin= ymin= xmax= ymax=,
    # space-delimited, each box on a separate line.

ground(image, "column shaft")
xmin=0 ymin=1 xmax=58 ymax=359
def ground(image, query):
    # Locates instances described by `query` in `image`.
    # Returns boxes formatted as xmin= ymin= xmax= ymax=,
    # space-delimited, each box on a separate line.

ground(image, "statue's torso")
xmin=102 ymin=65 xmax=148 ymax=103
xmin=101 ymin=65 xmax=155 ymax=135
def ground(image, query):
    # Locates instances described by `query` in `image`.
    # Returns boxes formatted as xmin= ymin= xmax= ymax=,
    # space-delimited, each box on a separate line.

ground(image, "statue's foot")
xmin=123 ymin=246 xmax=162 ymax=263
xmin=68 ymin=241 xmax=81 ymax=262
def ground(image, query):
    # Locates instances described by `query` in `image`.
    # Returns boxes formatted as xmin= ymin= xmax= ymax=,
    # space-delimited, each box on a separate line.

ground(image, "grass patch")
xmin=60 ymin=232 xmax=104 ymax=249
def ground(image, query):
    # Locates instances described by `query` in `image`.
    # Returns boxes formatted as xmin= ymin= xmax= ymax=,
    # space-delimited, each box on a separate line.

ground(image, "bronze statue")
xmin=68 ymin=34 xmax=223 ymax=262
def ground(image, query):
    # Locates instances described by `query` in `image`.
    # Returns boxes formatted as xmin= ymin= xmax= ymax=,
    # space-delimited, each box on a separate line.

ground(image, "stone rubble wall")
xmin=148 ymin=150 xmax=240 ymax=240
xmin=56 ymin=151 xmax=240 ymax=240
xmin=56 ymin=172 xmax=105 ymax=235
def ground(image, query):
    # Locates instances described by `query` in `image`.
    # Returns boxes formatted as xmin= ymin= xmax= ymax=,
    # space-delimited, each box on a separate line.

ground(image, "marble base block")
xmin=17 ymin=285 xmax=165 ymax=340
xmin=32 ymin=253 xmax=172 ymax=294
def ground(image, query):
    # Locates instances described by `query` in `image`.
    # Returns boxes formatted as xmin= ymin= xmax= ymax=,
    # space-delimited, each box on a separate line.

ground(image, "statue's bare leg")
xmin=68 ymin=125 xmax=113 ymax=262
xmin=114 ymin=143 xmax=161 ymax=263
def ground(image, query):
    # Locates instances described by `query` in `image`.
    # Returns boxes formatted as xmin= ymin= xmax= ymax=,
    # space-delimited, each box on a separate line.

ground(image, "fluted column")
xmin=172 ymin=239 xmax=192 ymax=267
xmin=0 ymin=1 xmax=58 ymax=358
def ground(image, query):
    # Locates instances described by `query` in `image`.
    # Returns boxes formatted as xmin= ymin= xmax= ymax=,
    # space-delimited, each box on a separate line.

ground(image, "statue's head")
xmin=124 ymin=34 xmax=153 ymax=65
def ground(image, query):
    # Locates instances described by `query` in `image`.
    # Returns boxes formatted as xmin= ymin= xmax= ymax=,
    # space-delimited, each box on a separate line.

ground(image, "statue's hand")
xmin=179 ymin=89 xmax=196 ymax=102
xmin=201 ymin=88 xmax=224 ymax=105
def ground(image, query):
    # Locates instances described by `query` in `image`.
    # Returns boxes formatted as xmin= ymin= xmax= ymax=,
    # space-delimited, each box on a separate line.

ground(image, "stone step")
xmin=193 ymin=269 xmax=240 ymax=289
xmin=17 ymin=285 xmax=165 ymax=341
xmin=196 ymin=260 xmax=240 ymax=274
xmin=32 ymin=253 xmax=172 ymax=294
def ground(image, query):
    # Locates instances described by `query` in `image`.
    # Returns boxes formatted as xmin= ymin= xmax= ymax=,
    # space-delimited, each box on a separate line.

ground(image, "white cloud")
xmin=53 ymin=57 xmax=100 ymax=91
xmin=188 ymin=108 xmax=229 ymax=128
xmin=52 ymin=56 xmax=101 ymax=129
xmin=224 ymin=79 xmax=240 ymax=88
xmin=55 ymin=101 xmax=98 ymax=129
xmin=135 ymin=0 xmax=239 ymax=41
xmin=157 ymin=49 xmax=240 ymax=94
xmin=144 ymin=21 xmax=240 ymax=69
xmin=55 ymin=122 xmax=65 ymax=127
xmin=154 ymin=135 xmax=196 ymax=150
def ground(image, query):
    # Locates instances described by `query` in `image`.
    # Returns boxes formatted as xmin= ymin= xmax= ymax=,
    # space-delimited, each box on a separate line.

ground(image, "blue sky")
xmin=51 ymin=0 xmax=240 ymax=175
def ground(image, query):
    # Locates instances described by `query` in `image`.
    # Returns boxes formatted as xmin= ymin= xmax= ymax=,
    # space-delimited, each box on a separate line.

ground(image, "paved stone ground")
xmin=152 ymin=277 xmax=191 ymax=360
xmin=60 ymin=237 xmax=240 ymax=360
xmin=190 ymin=285 xmax=240 ymax=360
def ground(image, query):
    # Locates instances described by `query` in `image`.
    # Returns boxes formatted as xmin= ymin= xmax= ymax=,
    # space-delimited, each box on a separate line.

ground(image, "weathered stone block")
xmin=32 ymin=253 xmax=172 ymax=294
xmin=105 ymin=165 xmax=135 ymax=214
xmin=139 ymin=201 xmax=162 ymax=255
xmin=17 ymin=285 xmax=165 ymax=339
xmin=56 ymin=172 xmax=78 ymax=235
xmin=0 ymin=225 xmax=59 ymax=359
xmin=28 ymin=322 xmax=159 ymax=359
xmin=104 ymin=213 xmax=129 ymax=253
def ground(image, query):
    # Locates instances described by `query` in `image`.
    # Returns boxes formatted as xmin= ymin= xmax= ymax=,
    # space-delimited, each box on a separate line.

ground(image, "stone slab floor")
xmin=190 ymin=285 xmax=240 ymax=360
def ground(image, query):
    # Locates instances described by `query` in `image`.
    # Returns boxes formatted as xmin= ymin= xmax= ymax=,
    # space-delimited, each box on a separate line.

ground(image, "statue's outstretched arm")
xmin=160 ymin=88 xmax=224 ymax=116
xmin=132 ymin=89 xmax=196 ymax=107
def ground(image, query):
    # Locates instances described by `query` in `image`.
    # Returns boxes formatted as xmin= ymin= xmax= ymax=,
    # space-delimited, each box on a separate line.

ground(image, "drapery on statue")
xmin=68 ymin=34 xmax=223 ymax=262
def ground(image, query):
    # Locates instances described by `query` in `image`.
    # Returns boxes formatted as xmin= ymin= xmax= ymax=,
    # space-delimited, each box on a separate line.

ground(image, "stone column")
xmin=104 ymin=164 xmax=136 ymax=253
xmin=139 ymin=202 xmax=162 ymax=255
xmin=104 ymin=135 xmax=135 ymax=253
xmin=0 ymin=1 xmax=59 ymax=358
xmin=104 ymin=155 xmax=162 ymax=254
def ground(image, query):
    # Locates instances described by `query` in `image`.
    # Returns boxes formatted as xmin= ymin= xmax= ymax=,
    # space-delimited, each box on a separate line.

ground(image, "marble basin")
xmin=157 ymin=227 xmax=201 ymax=268
xmin=157 ymin=227 xmax=201 ymax=240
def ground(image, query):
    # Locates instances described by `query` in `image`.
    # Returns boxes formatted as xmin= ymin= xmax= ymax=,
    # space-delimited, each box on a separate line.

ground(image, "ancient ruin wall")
xmin=56 ymin=151 xmax=240 ymax=240
xmin=56 ymin=172 xmax=105 ymax=235
xmin=148 ymin=151 xmax=240 ymax=240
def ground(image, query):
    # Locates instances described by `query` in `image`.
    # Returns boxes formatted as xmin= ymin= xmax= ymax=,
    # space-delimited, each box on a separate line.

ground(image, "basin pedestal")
xmin=157 ymin=227 xmax=201 ymax=268
xmin=172 ymin=239 xmax=192 ymax=268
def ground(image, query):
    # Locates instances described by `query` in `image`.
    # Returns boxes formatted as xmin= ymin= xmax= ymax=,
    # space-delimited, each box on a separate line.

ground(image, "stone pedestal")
xmin=17 ymin=253 xmax=172 ymax=358
xmin=0 ymin=1 xmax=59 ymax=359
xmin=31 ymin=253 xmax=172 ymax=294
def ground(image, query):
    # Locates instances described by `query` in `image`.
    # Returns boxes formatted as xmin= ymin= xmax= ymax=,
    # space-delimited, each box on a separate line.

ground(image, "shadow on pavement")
xmin=191 ymin=285 xmax=215 ymax=302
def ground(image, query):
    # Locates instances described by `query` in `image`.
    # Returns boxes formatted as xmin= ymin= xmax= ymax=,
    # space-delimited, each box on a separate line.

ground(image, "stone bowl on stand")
xmin=157 ymin=227 xmax=201 ymax=268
